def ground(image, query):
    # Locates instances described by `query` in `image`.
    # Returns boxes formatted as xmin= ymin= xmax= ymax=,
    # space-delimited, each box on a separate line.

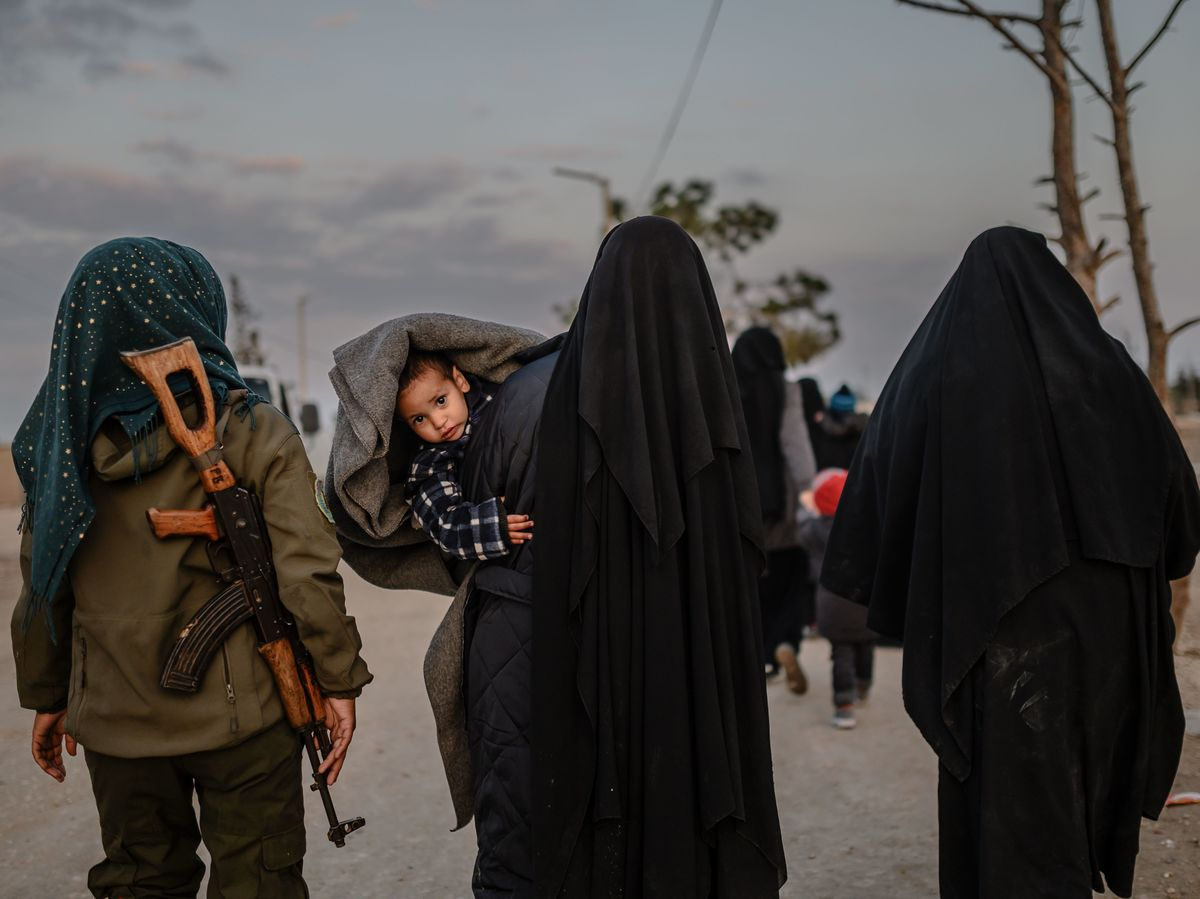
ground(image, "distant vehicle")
xmin=240 ymin=365 xmax=295 ymax=419
xmin=240 ymin=365 xmax=331 ymax=477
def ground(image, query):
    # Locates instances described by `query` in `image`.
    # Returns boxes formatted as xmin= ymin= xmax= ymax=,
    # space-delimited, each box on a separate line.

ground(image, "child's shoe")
xmin=856 ymin=681 xmax=871 ymax=704
xmin=832 ymin=704 xmax=857 ymax=729
xmin=774 ymin=643 xmax=808 ymax=695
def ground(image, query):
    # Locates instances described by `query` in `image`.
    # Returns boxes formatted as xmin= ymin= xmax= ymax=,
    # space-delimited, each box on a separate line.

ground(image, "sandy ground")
xmin=0 ymin=502 xmax=1196 ymax=898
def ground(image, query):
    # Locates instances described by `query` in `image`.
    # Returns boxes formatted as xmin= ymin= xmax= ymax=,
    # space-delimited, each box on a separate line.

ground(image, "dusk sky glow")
xmin=2 ymin=0 xmax=1198 ymax=438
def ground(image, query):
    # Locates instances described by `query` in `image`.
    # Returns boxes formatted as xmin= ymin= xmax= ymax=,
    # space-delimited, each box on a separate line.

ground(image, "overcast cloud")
xmin=1 ymin=1 xmax=1197 ymax=438
xmin=0 ymin=0 xmax=225 ymax=89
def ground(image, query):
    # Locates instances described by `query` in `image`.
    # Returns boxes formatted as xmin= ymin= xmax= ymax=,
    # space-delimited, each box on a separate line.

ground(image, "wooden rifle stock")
xmin=259 ymin=638 xmax=326 ymax=728
xmin=146 ymin=506 xmax=220 ymax=541
xmin=119 ymin=338 xmax=234 ymax=494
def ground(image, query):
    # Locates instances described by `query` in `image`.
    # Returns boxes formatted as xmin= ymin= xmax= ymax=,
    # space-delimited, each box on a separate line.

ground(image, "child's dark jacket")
xmin=798 ymin=515 xmax=876 ymax=644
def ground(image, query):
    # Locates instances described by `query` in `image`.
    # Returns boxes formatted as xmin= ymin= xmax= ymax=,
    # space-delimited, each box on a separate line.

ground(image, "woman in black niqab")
xmin=732 ymin=327 xmax=814 ymax=678
xmin=821 ymin=226 xmax=1200 ymax=898
xmin=533 ymin=216 xmax=787 ymax=897
xmin=797 ymin=378 xmax=825 ymax=434
xmin=797 ymin=378 xmax=832 ymax=473
xmin=731 ymin=327 xmax=787 ymax=521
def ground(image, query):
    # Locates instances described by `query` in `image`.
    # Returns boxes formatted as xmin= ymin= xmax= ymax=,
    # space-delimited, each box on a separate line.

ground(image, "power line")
xmin=633 ymin=0 xmax=725 ymax=214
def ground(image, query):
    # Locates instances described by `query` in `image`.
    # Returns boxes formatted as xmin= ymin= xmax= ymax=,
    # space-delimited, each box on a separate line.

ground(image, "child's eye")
xmin=413 ymin=415 xmax=424 ymax=425
xmin=436 ymin=395 xmax=447 ymax=406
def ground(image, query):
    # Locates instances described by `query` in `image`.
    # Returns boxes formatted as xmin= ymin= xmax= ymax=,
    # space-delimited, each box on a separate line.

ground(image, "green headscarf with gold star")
xmin=14 ymin=237 xmax=259 ymax=632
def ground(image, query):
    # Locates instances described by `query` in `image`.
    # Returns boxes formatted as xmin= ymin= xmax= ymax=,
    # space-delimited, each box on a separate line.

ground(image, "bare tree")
xmin=902 ymin=1 xmax=1198 ymax=640
xmin=227 ymin=274 xmax=266 ymax=368
xmin=898 ymin=0 xmax=1119 ymax=312
xmin=1079 ymin=0 xmax=1198 ymax=404
xmin=1080 ymin=0 xmax=1197 ymax=641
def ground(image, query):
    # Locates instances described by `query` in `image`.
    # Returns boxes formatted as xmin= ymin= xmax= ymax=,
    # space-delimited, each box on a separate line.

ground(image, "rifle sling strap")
xmin=189 ymin=446 xmax=225 ymax=472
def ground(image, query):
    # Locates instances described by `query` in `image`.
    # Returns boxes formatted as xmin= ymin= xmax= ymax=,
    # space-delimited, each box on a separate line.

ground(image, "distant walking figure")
xmin=812 ymin=383 xmax=867 ymax=471
xmin=732 ymin=326 xmax=817 ymax=692
xmin=821 ymin=227 xmax=1200 ymax=898
xmin=797 ymin=468 xmax=876 ymax=730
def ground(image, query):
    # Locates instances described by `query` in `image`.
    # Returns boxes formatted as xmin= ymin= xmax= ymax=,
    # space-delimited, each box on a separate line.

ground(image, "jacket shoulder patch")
xmin=314 ymin=478 xmax=335 ymax=524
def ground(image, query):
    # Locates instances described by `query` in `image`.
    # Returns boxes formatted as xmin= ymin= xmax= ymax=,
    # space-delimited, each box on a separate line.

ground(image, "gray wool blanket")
xmin=325 ymin=312 xmax=546 ymax=827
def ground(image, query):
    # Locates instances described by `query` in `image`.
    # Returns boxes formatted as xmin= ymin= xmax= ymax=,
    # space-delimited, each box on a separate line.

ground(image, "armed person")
xmin=9 ymin=237 xmax=372 ymax=898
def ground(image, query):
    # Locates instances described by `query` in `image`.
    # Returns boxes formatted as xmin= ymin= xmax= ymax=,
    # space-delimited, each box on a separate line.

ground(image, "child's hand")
xmin=507 ymin=514 xmax=534 ymax=544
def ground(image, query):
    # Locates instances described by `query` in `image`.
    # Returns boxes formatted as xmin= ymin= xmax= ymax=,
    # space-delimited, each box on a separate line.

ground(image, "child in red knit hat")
xmin=799 ymin=469 xmax=877 ymax=729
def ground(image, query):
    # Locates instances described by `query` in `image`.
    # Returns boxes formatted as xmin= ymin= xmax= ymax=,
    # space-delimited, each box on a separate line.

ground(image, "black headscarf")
xmin=797 ymin=377 xmax=825 ymax=432
xmin=533 ymin=217 xmax=786 ymax=897
xmin=797 ymin=377 xmax=827 ymax=467
xmin=821 ymin=225 xmax=1198 ymax=778
xmin=732 ymin=327 xmax=787 ymax=521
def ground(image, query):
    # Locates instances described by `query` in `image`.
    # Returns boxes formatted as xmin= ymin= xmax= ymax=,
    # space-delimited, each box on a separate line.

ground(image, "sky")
xmin=1 ymin=0 xmax=1198 ymax=439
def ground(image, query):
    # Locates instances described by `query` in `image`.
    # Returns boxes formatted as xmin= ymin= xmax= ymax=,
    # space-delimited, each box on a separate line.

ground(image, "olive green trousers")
xmin=84 ymin=720 xmax=307 ymax=899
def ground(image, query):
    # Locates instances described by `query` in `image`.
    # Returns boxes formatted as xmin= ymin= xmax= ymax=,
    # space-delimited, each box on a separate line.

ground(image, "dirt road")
xmin=0 ymin=505 xmax=1195 ymax=897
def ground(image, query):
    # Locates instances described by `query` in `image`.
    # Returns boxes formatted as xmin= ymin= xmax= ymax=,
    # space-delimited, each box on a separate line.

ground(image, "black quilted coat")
xmin=459 ymin=347 xmax=559 ymax=898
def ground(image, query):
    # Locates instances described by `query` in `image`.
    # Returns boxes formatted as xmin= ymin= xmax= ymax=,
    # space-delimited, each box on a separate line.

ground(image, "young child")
xmin=797 ymin=468 xmax=876 ymax=729
xmin=398 ymin=351 xmax=533 ymax=558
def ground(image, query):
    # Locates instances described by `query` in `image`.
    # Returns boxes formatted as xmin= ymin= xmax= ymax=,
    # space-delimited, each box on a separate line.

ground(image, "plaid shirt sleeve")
xmin=405 ymin=441 xmax=510 ymax=560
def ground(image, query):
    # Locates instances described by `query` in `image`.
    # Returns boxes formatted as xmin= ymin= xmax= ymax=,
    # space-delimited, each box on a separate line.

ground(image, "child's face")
xmin=397 ymin=365 xmax=472 ymax=444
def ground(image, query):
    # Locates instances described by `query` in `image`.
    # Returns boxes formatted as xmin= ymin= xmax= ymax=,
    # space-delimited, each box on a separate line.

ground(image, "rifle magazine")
xmin=161 ymin=581 xmax=254 ymax=692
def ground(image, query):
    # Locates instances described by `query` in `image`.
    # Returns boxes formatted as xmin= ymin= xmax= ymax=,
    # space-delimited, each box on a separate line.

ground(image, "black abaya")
xmin=732 ymin=326 xmax=787 ymax=520
xmin=758 ymin=547 xmax=807 ymax=665
xmin=821 ymin=226 xmax=1200 ymax=897
xmin=533 ymin=217 xmax=786 ymax=897
xmin=798 ymin=378 xmax=827 ymax=472
xmin=733 ymin=327 xmax=807 ymax=665
xmin=937 ymin=544 xmax=1182 ymax=898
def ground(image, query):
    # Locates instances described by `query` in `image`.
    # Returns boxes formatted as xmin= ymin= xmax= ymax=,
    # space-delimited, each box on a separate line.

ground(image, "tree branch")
xmin=1092 ymin=236 xmax=1122 ymax=266
xmin=895 ymin=0 xmax=1041 ymax=24
xmin=1169 ymin=315 xmax=1200 ymax=340
xmin=958 ymin=0 xmax=1062 ymax=81
xmin=1055 ymin=39 xmax=1115 ymax=109
xmin=1127 ymin=0 xmax=1189 ymax=75
xmin=1099 ymin=295 xmax=1121 ymax=314
xmin=898 ymin=0 xmax=1060 ymax=83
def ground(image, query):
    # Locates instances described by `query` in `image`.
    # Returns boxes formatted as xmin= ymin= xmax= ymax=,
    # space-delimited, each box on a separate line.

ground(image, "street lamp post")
xmin=296 ymin=295 xmax=309 ymax=402
xmin=552 ymin=167 xmax=614 ymax=240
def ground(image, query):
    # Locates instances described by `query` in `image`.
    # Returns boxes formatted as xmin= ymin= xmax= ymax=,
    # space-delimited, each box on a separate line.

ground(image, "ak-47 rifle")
xmin=120 ymin=337 xmax=365 ymax=848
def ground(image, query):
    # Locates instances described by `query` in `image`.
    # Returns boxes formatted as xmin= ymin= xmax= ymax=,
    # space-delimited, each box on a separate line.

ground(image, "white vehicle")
xmin=239 ymin=365 xmax=331 ymax=477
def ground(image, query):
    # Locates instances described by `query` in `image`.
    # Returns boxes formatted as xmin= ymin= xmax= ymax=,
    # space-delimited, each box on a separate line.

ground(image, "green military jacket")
xmin=11 ymin=394 xmax=372 ymax=758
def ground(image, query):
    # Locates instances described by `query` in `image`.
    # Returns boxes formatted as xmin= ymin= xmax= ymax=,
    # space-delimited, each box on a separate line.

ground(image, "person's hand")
xmin=318 ymin=697 xmax=356 ymax=785
xmin=32 ymin=710 xmax=75 ymax=782
xmin=507 ymin=514 xmax=534 ymax=544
